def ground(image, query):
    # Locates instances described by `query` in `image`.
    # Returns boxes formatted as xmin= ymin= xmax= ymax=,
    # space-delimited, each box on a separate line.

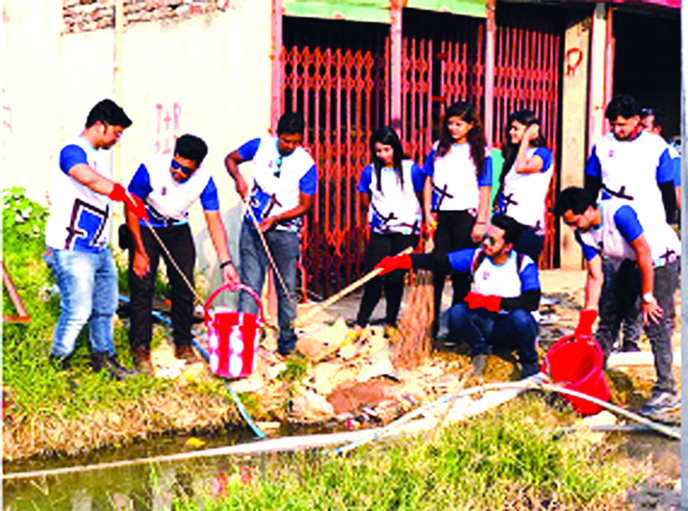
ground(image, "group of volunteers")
xmin=44 ymin=100 xmax=315 ymax=378
xmin=44 ymin=93 xmax=679 ymax=418
xmin=356 ymin=94 xmax=680 ymax=418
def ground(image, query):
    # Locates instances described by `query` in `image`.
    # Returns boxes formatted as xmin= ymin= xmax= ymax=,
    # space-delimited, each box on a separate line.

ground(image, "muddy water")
xmin=3 ymin=426 xmax=680 ymax=510
xmin=3 ymin=429 xmax=261 ymax=510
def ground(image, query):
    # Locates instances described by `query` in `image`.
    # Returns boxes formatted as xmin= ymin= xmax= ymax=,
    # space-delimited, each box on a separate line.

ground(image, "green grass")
xmin=165 ymin=397 xmax=636 ymax=510
xmin=2 ymin=189 xmax=171 ymax=422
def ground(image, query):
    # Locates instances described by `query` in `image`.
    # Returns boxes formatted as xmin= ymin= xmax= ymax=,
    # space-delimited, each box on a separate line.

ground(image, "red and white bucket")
xmin=542 ymin=333 xmax=610 ymax=416
xmin=204 ymin=283 xmax=264 ymax=379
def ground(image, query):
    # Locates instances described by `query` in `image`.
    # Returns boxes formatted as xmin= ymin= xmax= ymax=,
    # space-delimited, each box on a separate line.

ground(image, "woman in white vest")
xmin=494 ymin=109 xmax=554 ymax=263
xmin=421 ymin=101 xmax=492 ymax=338
xmin=353 ymin=127 xmax=424 ymax=334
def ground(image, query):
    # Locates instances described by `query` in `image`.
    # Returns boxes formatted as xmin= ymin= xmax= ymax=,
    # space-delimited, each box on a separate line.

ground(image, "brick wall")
xmin=62 ymin=0 xmax=229 ymax=34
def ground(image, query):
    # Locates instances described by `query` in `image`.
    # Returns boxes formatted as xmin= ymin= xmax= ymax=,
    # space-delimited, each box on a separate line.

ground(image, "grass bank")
xmin=2 ymin=189 xmax=252 ymax=460
xmin=162 ymin=398 xmax=639 ymax=510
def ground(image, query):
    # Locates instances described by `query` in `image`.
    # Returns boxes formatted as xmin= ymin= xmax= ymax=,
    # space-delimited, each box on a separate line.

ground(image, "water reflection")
xmin=3 ymin=430 xmax=258 ymax=510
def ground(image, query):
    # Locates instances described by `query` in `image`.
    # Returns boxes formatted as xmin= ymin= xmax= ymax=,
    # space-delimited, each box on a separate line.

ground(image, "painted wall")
xmin=3 ymin=0 xmax=272 ymax=289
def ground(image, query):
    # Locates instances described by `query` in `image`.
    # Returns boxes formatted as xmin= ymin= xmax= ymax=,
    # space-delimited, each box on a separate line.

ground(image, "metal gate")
xmin=283 ymin=6 xmax=564 ymax=298
xmin=282 ymin=17 xmax=389 ymax=299
xmin=494 ymin=4 xmax=564 ymax=268
xmin=401 ymin=9 xmax=485 ymax=164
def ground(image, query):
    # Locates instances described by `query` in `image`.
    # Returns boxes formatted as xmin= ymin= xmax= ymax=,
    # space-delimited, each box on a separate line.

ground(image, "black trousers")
xmin=431 ymin=210 xmax=476 ymax=336
xmin=128 ymin=224 xmax=196 ymax=352
xmin=355 ymin=232 xmax=418 ymax=328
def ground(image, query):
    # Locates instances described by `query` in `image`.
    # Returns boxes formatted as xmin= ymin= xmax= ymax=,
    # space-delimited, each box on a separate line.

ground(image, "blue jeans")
xmin=43 ymin=247 xmax=118 ymax=358
xmin=239 ymin=222 xmax=300 ymax=354
xmin=449 ymin=303 xmax=538 ymax=365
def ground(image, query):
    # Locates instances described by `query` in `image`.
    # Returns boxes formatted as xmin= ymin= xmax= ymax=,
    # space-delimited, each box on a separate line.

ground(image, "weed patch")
xmin=165 ymin=397 xmax=637 ymax=510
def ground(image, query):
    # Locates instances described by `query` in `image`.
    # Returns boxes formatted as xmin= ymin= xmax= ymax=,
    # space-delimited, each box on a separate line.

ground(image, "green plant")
xmin=280 ymin=354 xmax=309 ymax=383
xmin=2 ymin=187 xmax=48 ymax=240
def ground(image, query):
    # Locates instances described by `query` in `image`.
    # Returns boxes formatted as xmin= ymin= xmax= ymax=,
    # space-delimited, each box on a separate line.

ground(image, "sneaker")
xmin=470 ymin=354 xmax=488 ymax=377
xmin=175 ymin=345 xmax=202 ymax=364
xmin=92 ymin=352 xmax=138 ymax=381
xmin=638 ymin=391 xmax=680 ymax=416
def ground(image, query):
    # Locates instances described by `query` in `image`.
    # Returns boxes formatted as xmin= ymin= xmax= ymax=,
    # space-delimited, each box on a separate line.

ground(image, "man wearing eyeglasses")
xmin=374 ymin=214 xmax=542 ymax=379
xmin=125 ymin=134 xmax=240 ymax=373
xmin=555 ymin=187 xmax=680 ymax=418
xmin=224 ymin=112 xmax=318 ymax=358
xmin=44 ymin=99 xmax=146 ymax=379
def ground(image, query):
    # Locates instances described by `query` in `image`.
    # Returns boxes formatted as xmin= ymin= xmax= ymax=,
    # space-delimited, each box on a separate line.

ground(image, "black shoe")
xmin=49 ymin=354 xmax=71 ymax=371
xmin=92 ymin=352 xmax=138 ymax=381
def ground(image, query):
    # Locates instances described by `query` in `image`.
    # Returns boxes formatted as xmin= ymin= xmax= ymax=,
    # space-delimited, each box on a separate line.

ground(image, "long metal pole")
xmin=484 ymin=0 xmax=496 ymax=149
xmin=271 ymin=0 xmax=283 ymax=133
xmin=680 ymin=2 xmax=687 ymax=507
xmin=389 ymin=1 xmax=402 ymax=131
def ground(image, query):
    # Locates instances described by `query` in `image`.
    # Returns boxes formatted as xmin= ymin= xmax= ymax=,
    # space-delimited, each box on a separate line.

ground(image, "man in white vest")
xmin=126 ymin=134 xmax=239 ymax=372
xmin=224 ymin=112 xmax=318 ymax=357
xmin=44 ymin=99 xmax=146 ymax=379
xmin=556 ymin=187 xmax=680 ymax=417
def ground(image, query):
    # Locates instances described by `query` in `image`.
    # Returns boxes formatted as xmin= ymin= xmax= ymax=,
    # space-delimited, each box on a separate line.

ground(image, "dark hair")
xmin=369 ymin=127 xmax=404 ymax=192
xmin=277 ymin=112 xmax=305 ymax=136
xmin=605 ymin=94 xmax=641 ymax=121
xmin=490 ymin=214 xmax=524 ymax=245
xmin=554 ymin=187 xmax=598 ymax=217
xmin=174 ymin=134 xmax=208 ymax=166
xmin=495 ymin=109 xmax=547 ymax=211
xmin=641 ymin=107 xmax=665 ymax=131
xmin=85 ymin=99 xmax=132 ymax=129
xmin=435 ymin=101 xmax=487 ymax=179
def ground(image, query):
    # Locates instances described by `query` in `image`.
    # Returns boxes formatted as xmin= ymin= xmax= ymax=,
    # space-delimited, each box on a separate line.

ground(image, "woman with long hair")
xmin=352 ymin=126 xmax=424 ymax=334
xmin=494 ymin=109 xmax=554 ymax=262
xmin=422 ymin=101 xmax=492 ymax=338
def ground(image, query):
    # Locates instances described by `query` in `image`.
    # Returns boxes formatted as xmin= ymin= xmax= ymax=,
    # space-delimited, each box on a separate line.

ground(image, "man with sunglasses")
xmin=126 ymin=134 xmax=240 ymax=372
xmin=44 ymin=99 xmax=145 ymax=379
xmin=375 ymin=214 xmax=541 ymax=379
xmin=555 ymin=187 xmax=680 ymax=417
xmin=224 ymin=112 xmax=318 ymax=357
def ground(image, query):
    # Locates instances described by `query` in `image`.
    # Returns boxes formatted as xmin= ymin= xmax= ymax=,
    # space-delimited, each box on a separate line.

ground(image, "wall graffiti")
xmin=3 ymin=91 xmax=12 ymax=157
xmin=155 ymin=102 xmax=182 ymax=154
xmin=565 ymin=48 xmax=583 ymax=76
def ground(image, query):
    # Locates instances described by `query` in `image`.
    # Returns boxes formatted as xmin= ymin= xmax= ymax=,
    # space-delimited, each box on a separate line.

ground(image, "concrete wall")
xmin=3 ymin=0 xmax=272 ymax=288
xmin=558 ymin=10 xmax=591 ymax=269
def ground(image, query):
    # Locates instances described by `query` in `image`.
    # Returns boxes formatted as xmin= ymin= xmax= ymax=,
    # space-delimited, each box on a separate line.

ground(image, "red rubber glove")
xmin=109 ymin=183 xmax=147 ymax=220
xmin=465 ymin=292 xmax=501 ymax=313
xmin=574 ymin=309 xmax=598 ymax=340
xmin=374 ymin=254 xmax=412 ymax=276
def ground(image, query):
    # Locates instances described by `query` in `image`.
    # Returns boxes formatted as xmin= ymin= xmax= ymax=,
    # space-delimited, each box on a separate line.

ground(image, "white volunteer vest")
xmin=45 ymin=136 xmax=111 ymax=252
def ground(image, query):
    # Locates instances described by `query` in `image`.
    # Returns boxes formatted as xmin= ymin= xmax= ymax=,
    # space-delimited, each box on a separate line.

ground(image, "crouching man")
xmin=555 ymin=187 xmax=680 ymax=417
xmin=375 ymin=214 xmax=541 ymax=378
xmin=126 ymin=134 xmax=240 ymax=372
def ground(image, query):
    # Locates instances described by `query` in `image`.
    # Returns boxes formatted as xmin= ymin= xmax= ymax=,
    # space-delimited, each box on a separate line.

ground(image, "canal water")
xmin=3 ymin=429 xmax=265 ymax=510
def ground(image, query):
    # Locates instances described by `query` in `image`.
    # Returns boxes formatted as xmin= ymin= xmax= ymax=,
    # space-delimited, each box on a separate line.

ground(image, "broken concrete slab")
xmin=356 ymin=347 xmax=395 ymax=383
xmin=608 ymin=350 xmax=681 ymax=368
xmin=327 ymin=379 xmax=398 ymax=415
xmin=296 ymin=317 xmax=349 ymax=362
xmin=291 ymin=390 xmax=335 ymax=421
